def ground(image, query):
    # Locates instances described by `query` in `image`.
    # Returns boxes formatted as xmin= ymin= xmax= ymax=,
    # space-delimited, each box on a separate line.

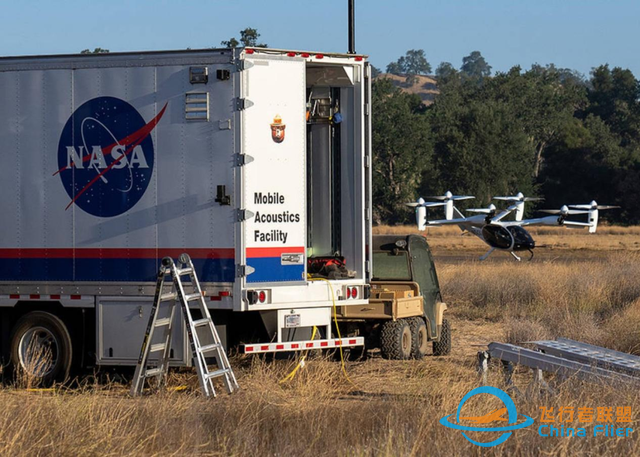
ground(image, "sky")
xmin=1 ymin=0 xmax=640 ymax=77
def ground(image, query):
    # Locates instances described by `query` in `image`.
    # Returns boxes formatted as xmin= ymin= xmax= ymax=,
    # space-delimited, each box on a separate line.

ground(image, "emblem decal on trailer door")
xmin=270 ymin=114 xmax=286 ymax=143
xmin=54 ymin=97 xmax=167 ymax=217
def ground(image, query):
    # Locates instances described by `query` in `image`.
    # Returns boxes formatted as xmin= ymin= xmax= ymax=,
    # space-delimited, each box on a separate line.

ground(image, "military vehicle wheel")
xmin=10 ymin=311 xmax=73 ymax=386
xmin=433 ymin=318 xmax=451 ymax=356
xmin=380 ymin=319 xmax=412 ymax=360
xmin=409 ymin=317 xmax=429 ymax=359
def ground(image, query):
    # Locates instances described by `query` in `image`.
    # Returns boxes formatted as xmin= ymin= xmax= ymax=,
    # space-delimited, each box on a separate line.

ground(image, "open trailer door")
xmin=240 ymin=54 xmax=307 ymax=285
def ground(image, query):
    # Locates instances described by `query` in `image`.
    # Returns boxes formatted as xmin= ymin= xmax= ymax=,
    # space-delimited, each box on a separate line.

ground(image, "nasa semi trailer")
xmin=0 ymin=47 xmax=372 ymax=383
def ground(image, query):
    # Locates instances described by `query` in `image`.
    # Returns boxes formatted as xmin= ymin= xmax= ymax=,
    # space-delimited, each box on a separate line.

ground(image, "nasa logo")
xmin=55 ymin=97 xmax=167 ymax=217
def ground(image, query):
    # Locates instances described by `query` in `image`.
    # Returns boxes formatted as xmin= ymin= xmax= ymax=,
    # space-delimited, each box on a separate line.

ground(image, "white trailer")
xmin=0 ymin=47 xmax=372 ymax=382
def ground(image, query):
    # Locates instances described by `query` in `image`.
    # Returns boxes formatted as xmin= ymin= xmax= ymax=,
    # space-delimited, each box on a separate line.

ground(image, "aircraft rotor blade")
xmin=450 ymin=195 xmax=475 ymax=201
xmin=405 ymin=201 xmax=446 ymax=208
xmin=426 ymin=195 xmax=474 ymax=201
xmin=493 ymin=195 xmax=542 ymax=202
xmin=568 ymin=204 xmax=620 ymax=210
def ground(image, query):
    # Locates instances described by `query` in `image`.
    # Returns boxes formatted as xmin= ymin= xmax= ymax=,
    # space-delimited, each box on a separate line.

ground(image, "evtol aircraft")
xmin=406 ymin=191 xmax=619 ymax=261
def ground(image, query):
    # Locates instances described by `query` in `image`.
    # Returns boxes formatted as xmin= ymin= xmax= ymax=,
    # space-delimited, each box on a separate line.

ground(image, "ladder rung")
xmin=185 ymin=293 xmax=203 ymax=302
xmin=145 ymin=367 xmax=164 ymax=377
xmin=150 ymin=343 xmax=166 ymax=353
xmin=193 ymin=318 xmax=211 ymax=327
xmin=199 ymin=343 xmax=222 ymax=353
xmin=205 ymin=368 xmax=231 ymax=379
xmin=175 ymin=267 xmax=193 ymax=276
xmin=160 ymin=292 xmax=177 ymax=301
xmin=154 ymin=317 xmax=172 ymax=327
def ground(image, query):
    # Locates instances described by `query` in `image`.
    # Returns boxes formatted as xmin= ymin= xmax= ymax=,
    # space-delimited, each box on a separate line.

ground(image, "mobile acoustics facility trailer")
xmin=0 ymin=47 xmax=371 ymax=381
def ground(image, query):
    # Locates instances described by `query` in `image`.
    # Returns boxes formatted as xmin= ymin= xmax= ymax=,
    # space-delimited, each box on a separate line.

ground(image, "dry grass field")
xmin=2 ymin=227 xmax=640 ymax=455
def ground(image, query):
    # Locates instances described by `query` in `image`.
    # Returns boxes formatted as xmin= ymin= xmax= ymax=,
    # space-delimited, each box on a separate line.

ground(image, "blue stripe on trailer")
xmin=246 ymin=257 xmax=304 ymax=283
xmin=0 ymin=258 xmax=235 ymax=283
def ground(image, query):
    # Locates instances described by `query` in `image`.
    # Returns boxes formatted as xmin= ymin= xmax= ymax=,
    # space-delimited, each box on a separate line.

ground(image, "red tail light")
xmin=258 ymin=291 xmax=266 ymax=303
xmin=354 ymin=56 xmax=363 ymax=61
xmin=346 ymin=287 xmax=352 ymax=299
xmin=301 ymin=52 xmax=310 ymax=58
xmin=315 ymin=54 xmax=324 ymax=59
xmin=246 ymin=49 xmax=255 ymax=54
xmin=287 ymin=52 xmax=296 ymax=57
xmin=351 ymin=287 xmax=358 ymax=299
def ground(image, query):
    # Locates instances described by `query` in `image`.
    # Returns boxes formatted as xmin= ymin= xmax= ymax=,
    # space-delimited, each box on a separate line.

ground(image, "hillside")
xmin=376 ymin=73 xmax=439 ymax=104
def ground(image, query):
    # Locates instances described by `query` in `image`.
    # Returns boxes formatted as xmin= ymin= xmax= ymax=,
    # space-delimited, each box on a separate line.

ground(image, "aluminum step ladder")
xmin=131 ymin=254 xmax=239 ymax=397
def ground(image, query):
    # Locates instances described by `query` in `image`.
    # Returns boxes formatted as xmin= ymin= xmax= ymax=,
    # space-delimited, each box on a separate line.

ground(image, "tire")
xmin=10 ymin=311 xmax=73 ymax=386
xmin=409 ymin=317 xmax=429 ymax=359
xmin=433 ymin=318 xmax=451 ymax=356
xmin=380 ymin=319 xmax=412 ymax=360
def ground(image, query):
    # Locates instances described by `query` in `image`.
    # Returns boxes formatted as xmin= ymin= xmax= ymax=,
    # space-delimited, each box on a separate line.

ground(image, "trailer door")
xmin=241 ymin=56 xmax=307 ymax=284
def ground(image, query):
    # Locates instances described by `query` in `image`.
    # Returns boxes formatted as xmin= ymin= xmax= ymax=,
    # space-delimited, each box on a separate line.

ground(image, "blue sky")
xmin=2 ymin=0 xmax=639 ymax=77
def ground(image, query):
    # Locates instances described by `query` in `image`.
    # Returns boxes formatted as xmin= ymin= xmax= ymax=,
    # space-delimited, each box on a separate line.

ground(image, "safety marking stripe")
xmin=2 ymin=294 xmax=83 ymax=300
xmin=242 ymin=337 xmax=364 ymax=353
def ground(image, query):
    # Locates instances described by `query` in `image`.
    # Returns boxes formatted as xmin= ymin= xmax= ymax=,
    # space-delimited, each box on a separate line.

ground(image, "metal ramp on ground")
xmin=479 ymin=338 xmax=640 ymax=388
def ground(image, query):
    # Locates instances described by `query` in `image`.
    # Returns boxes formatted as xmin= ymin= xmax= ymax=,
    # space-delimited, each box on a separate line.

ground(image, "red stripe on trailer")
xmin=246 ymin=246 xmax=305 ymax=258
xmin=261 ymin=345 xmax=269 ymax=351
xmin=70 ymin=295 xmax=81 ymax=300
xmin=335 ymin=340 xmax=342 ymax=346
xmin=291 ymin=343 xmax=299 ymax=349
xmin=29 ymin=294 xmax=40 ymax=299
xmin=51 ymin=295 xmax=61 ymax=299
xmin=210 ymin=296 xmax=221 ymax=301
xmin=245 ymin=347 xmax=254 ymax=352
xmin=306 ymin=342 xmax=314 ymax=348
xmin=9 ymin=294 xmax=19 ymax=299
xmin=320 ymin=342 xmax=328 ymax=347
xmin=349 ymin=339 xmax=356 ymax=345
xmin=276 ymin=344 xmax=284 ymax=350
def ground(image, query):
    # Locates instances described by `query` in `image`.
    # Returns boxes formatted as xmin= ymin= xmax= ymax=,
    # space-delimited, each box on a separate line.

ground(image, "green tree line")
xmin=374 ymin=50 xmax=640 ymax=225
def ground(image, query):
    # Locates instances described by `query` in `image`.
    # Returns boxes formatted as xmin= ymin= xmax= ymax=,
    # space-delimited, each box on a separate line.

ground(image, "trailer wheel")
xmin=433 ymin=319 xmax=451 ymax=356
xmin=409 ymin=317 xmax=429 ymax=359
xmin=380 ymin=319 xmax=412 ymax=360
xmin=10 ymin=311 xmax=73 ymax=385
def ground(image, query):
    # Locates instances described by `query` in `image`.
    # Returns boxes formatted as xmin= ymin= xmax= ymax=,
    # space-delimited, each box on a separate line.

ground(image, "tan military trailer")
xmin=336 ymin=234 xmax=450 ymax=359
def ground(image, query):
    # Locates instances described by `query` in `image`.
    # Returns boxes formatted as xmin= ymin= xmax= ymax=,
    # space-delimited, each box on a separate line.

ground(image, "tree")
xmin=484 ymin=65 xmax=587 ymax=177
xmin=370 ymin=65 xmax=382 ymax=78
xmin=401 ymin=49 xmax=432 ymax=76
xmin=372 ymin=79 xmax=433 ymax=223
xmin=386 ymin=49 xmax=432 ymax=83
xmin=427 ymin=85 xmax=537 ymax=204
xmin=461 ymin=51 xmax=492 ymax=79
xmin=80 ymin=48 xmax=109 ymax=54
xmin=221 ymin=27 xmax=268 ymax=48
xmin=435 ymin=62 xmax=457 ymax=82
xmin=586 ymin=65 xmax=640 ymax=147
xmin=386 ymin=61 xmax=402 ymax=75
